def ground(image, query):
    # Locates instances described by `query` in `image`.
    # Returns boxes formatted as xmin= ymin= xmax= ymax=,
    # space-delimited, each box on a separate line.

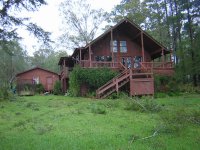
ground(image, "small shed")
xmin=16 ymin=67 xmax=59 ymax=95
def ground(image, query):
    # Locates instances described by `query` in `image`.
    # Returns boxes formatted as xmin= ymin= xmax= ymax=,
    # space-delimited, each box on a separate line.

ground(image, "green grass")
xmin=0 ymin=94 xmax=200 ymax=150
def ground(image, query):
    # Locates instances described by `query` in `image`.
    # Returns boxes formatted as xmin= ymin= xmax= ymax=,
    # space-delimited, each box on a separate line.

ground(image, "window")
xmin=120 ymin=41 xmax=127 ymax=53
xmin=111 ymin=40 xmax=118 ymax=53
xmin=33 ymin=76 xmax=39 ymax=84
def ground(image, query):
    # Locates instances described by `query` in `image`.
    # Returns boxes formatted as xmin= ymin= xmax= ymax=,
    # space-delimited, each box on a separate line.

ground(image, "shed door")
xmin=46 ymin=77 xmax=53 ymax=91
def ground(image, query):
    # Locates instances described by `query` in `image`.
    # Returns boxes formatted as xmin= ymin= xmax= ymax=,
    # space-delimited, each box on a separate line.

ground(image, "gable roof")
xmin=72 ymin=18 xmax=170 ymax=59
xmin=16 ymin=66 xmax=58 ymax=77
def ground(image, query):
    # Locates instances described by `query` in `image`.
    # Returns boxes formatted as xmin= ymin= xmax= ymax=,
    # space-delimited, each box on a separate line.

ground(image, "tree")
xmin=0 ymin=40 xmax=29 ymax=87
xmin=30 ymin=48 xmax=68 ymax=73
xmin=59 ymin=0 xmax=109 ymax=49
xmin=111 ymin=0 xmax=200 ymax=86
xmin=0 ymin=0 xmax=51 ymax=44
xmin=110 ymin=0 xmax=148 ymax=27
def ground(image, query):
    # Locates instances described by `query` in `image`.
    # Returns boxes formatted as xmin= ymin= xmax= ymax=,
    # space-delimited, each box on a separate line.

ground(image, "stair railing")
xmin=96 ymin=69 xmax=130 ymax=97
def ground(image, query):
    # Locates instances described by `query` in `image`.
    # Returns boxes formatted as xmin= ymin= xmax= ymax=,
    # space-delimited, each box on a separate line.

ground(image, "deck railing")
xmin=141 ymin=62 xmax=173 ymax=69
xmin=78 ymin=60 xmax=173 ymax=69
xmin=79 ymin=60 xmax=120 ymax=68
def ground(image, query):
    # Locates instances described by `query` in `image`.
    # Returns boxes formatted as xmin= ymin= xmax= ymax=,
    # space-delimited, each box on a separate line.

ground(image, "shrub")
xmin=124 ymin=97 xmax=162 ymax=113
xmin=0 ymin=87 xmax=9 ymax=101
xmin=0 ymin=87 xmax=16 ymax=101
xmin=154 ymin=75 xmax=178 ymax=93
xmin=35 ymin=83 xmax=44 ymax=94
xmin=53 ymin=80 xmax=63 ymax=95
xmin=124 ymin=99 xmax=142 ymax=111
xmin=160 ymin=109 xmax=200 ymax=134
xmin=178 ymin=83 xmax=200 ymax=94
xmin=160 ymin=109 xmax=188 ymax=134
xmin=90 ymin=103 xmax=106 ymax=114
xmin=142 ymin=97 xmax=162 ymax=112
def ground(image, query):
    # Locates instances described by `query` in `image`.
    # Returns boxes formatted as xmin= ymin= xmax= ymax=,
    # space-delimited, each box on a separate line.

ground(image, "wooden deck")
xmin=59 ymin=60 xmax=174 ymax=98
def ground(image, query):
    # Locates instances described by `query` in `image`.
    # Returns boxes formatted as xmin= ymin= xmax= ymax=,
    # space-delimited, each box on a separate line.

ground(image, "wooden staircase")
xmin=96 ymin=69 xmax=130 ymax=99
xmin=96 ymin=64 xmax=154 ymax=99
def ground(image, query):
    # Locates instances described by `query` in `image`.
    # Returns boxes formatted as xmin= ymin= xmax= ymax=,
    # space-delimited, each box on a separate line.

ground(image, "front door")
xmin=121 ymin=57 xmax=132 ymax=68
xmin=121 ymin=56 xmax=142 ymax=69
xmin=133 ymin=56 xmax=142 ymax=69
xmin=46 ymin=77 xmax=53 ymax=91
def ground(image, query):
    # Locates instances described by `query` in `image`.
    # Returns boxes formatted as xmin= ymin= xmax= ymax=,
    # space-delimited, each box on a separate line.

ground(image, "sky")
xmin=19 ymin=0 xmax=121 ymax=56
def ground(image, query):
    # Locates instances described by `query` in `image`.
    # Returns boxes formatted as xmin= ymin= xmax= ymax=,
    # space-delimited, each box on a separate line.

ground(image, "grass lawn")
xmin=0 ymin=94 xmax=200 ymax=150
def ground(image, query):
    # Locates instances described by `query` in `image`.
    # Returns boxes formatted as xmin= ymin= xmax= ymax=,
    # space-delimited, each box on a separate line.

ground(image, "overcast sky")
xmin=19 ymin=0 xmax=121 ymax=56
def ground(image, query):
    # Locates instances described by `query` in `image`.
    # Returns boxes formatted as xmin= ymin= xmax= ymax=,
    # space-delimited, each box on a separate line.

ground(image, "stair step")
xmin=101 ymin=88 xmax=116 ymax=99
xmin=96 ymin=69 xmax=134 ymax=99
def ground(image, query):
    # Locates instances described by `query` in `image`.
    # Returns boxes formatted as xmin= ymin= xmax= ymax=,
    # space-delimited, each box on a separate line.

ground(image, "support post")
xmin=161 ymin=48 xmax=164 ymax=68
xmin=89 ymin=45 xmax=92 ymax=67
xmin=111 ymin=28 xmax=114 ymax=67
xmin=141 ymin=31 xmax=145 ymax=62
xmin=170 ymin=49 xmax=173 ymax=67
xmin=116 ymin=79 xmax=119 ymax=94
xmin=162 ymin=48 xmax=164 ymax=62
xmin=170 ymin=49 xmax=172 ymax=62
xmin=79 ymin=48 xmax=82 ymax=61
xmin=79 ymin=48 xmax=82 ymax=67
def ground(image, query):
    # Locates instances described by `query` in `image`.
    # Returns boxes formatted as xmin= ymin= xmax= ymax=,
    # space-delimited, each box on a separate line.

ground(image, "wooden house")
xmin=58 ymin=19 xmax=174 ymax=98
xmin=16 ymin=67 xmax=59 ymax=94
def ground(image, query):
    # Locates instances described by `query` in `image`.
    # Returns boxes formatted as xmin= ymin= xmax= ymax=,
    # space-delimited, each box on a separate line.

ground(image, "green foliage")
xmin=0 ymin=0 xmax=50 ymax=42
xmin=178 ymin=83 xmax=200 ymax=94
xmin=160 ymin=109 xmax=200 ymax=134
xmin=35 ymin=83 xmax=44 ymax=94
xmin=0 ymin=87 xmax=16 ymax=101
xmin=69 ymin=65 xmax=118 ymax=96
xmin=125 ymin=97 xmax=162 ymax=113
xmin=154 ymin=75 xmax=178 ymax=93
xmin=0 ymin=87 xmax=9 ymax=101
xmin=0 ymin=41 xmax=30 ymax=86
xmin=53 ymin=80 xmax=63 ymax=95
xmin=89 ymin=103 xmax=107 ymax=115
xmin=0 ymin=95 xmax=200 ymax=149
xmin=30 ymin=49 xmax=67 ymax=73
xmin=68 ymin=66 xmax=82 ymax=97
xmin=108 ymin=92 xmax=129 ymax=99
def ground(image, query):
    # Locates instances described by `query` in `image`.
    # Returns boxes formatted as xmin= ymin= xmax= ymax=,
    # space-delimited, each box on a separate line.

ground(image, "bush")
xmin=124 ymin=97 xmax=162 ymax=113
xmin=160 ymin=109 xmax=200 ymax=134
xmin=53 ymin=80 xmax=63 ymax=95
xmin=90 ymin=103 xmax=106 ymax=114
xmin=35 ymin=83 xmax=44 ymax=94
xmin=178 ymin=83 xmax=200 ymax=94
xmin=154 ymin=75 xmax=178 ymax=93
xmin=124 ymin=99 xmax=142 ymax=111
xmin=0 ymin=87 xmax=15 ymax=101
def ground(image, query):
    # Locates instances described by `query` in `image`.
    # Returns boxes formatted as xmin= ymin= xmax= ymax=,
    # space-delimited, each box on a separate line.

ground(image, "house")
xmin=16 ymin=66 xmax=59 ymax=94
xmin=58 ymin=19 xmax=174 ymax=98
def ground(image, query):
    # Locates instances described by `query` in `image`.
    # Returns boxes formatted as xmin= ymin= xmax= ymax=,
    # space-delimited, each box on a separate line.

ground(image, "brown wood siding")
xmin=130 ymin=78 xmax=154 ymax=96
xmin=91 ymin=31 xmax=151 ymax=62
xmin=16 ymin=69 xmax=59 ymax=91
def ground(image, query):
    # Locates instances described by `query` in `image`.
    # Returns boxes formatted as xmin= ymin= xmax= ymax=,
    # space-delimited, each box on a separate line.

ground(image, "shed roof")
xmin=16 ymin=66 xmax=59 ymax=77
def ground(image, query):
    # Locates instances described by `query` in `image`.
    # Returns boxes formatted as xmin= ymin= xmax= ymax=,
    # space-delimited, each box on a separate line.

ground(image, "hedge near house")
xmin=69 ymin=66 xmax=118 ymax=97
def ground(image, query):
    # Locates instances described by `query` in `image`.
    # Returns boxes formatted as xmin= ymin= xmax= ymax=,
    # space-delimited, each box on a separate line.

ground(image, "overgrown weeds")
xmin=0 ymin=87 xmax=16 ymax=101
xmin=124 ymin=97 xmax=162 ymax=113
xmin=159 ymin=109 xmax=200 ymax=134
xmin=33 ymin=123 xmax=54 ymax=135
xmin=89 ymin=103 xmax=107 ymax=114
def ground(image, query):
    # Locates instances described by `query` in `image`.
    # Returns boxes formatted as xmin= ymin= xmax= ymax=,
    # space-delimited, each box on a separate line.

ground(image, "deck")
xmin=60 ymin=60 xmax=174 ymax=78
